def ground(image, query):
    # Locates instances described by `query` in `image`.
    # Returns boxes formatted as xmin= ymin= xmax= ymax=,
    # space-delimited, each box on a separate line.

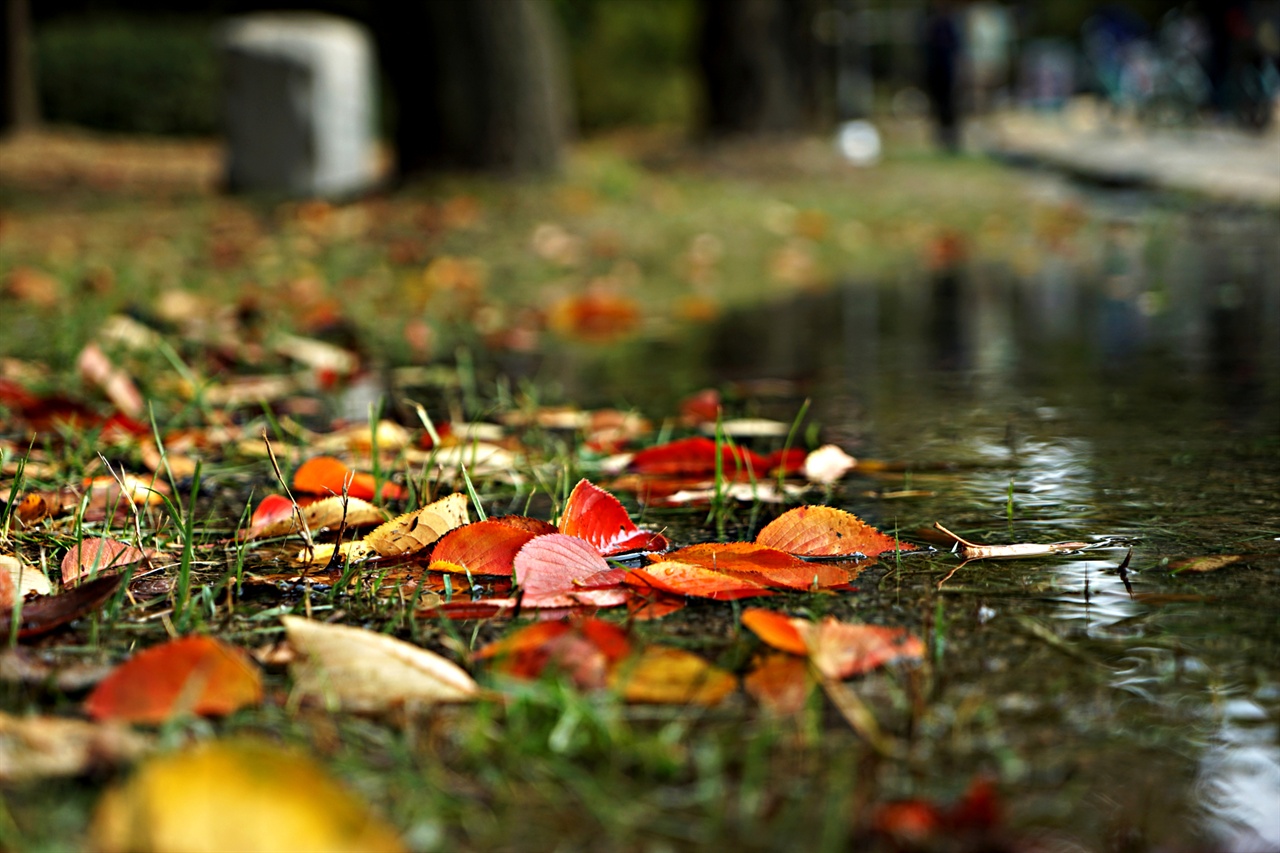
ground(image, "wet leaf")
xmin=0 ymin=712 xmax=151 ymax=782
xmin=427 ymin=519 xmax=538 ymax=576
xmin=611 ymin=646 xmax=736 ymax=706
xmin=514 ymin=533 xmax=629 ymax=608
xmin=756 ymin=506 xmax=915 ymax=558
xmin=293 ymin=455 xmax=405 ymax=501
xmin=558 ymin=479 xmax=669 ymax=556
xmin=90 ymin=738 xmax=405 ymax=853
xmin=364 ymin=492 xmax=470 ymax=557
xmin=741 ymin=608 xmax=809 ymax=655
xmin=84 ymin=636 xmax=263 ymax=724
xmin=625 ymin=561 xmax=775 ymax=600
xmin=1169 ymin=554 xmax=1246 ymax=574
xmin=282 ymin=615 xmax=479 ymax=712
xmin=660 ymin=542 xmax=857 ymax=590
xmin=628 ymin=436 xmax=767 ymax=477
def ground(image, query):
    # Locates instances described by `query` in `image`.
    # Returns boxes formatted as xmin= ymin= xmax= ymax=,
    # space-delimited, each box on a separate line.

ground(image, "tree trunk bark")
xmin=375 ymin=0 xmax=571 ymax=177
xmin=1 ymin=0 xmax=39 ymax=135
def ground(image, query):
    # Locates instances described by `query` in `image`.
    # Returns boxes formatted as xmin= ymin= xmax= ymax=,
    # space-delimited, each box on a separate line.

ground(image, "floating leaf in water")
xmin=90 ymin=738 xmax=405 ymax=853
xmin=84 ymin=636 xmax=262 ymax=724
xmin=932 ymin=522 xmax=1088 ymax=560
xmin=756 ymin=506 xmax=913 ymax=558
xmin=1169 ymin=554 xmax=1246 ymax=574
xmin=282 ymin=615 xmax=479 ymax=712
xmin=364 ymin=492 xmax=470 ymax=557
xmin=558 ymin=479 xmax=669 ymax=556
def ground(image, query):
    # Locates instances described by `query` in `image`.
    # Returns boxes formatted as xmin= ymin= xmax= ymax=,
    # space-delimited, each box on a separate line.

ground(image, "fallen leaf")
xmin=629 ymin=436 xmax=767 ymax=477
xmin=427 ymin=519 xmax=538 ymax=576
xmin=741 ymin=608 xmax=809 ymax=655
xmin=558 ymin=479 xmax=669 ymax=556
xmin=611 ymin=646 xmax=737 ymax=705
xmin=756 ymin=506 xmax=915 ymax=558
xmin=660 ymin=542 xmax=857 ymax=590
xmin=474 ymin=618 xmax=631 ymax=689
xmin=364 ymin=492 xmax=470 ymax=557
xmin=61 ymin=537 xmax=167 ymax=588
xmin=3 ymin=574 xmax=124 ymax=640
xmin=514 ymin=533 xmax=629 ymax=608
xmin=804 ymin=618 xmax=925 ymax=680
xmin=242 ymin=495 xmax=387 ymax=541
xmin=933 ymin=522 xmax=1088 ymax=560
xmin=625 ymin=561 xmax=775 ymax=601
xmin=802 ymin=444 xmax=857 ymax=484
xmin=282 ymin=615 xmax=479 ymax=712
xmin=293 ymin=456 xmax=405 ymax=501
xmin=0 ymin=712 xmax=151 ymax=782
xmin=84 ymin=636 xmax=263 ymax=724
xmin=744 ymin=653 xmax=813 ymax=715
xmin=90 ymin=738 xmax=405 ymax=853
xmin=77 ymin=343 xmax=144 ymax=418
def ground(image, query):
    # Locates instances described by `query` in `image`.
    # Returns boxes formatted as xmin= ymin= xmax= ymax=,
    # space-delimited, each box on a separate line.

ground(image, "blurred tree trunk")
xmin=1 ymin=0 xmax=39 ymax=135
xmin=375 ymin=0 xmax=571 ymax=177
xmin=697 ymin=0 xmax=831 ymax=135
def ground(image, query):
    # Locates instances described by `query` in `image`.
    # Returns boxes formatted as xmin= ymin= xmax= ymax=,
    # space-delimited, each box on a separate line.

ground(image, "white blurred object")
xmin=836 ymin=120 xmax=882 ymax=166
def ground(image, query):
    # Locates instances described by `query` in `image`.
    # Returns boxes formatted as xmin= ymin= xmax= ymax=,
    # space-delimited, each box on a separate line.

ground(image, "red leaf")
xmin=293 ymin=456 xmax=405 ymax=501
xmin=250 ymin=494 xmax=295 ymax=530
xmin=755 ymin=505 xmax=915 ymax=558
xmin=624 ymin=562 xmax=774 ymax=601
xmin=61 ymin=538 xmax=165 ymax=588
xmin=763 ymin=448 xmax=807 ymax=475
xmin=514 ymin=533 xmax=628 ymax=608
xmin=558 ymin=479 xmax=669 ymax=556
xmin=628 ymin=437 xmax=769 ymax=477
xmin=84 ymin=636 xmax=262 ymax=724
xmin=474 ymin=618 xmax=631 ymax=689
xmin=660 ymin=542 xmax=854 ymax=590
xmin=428 ymin=520 xmax=538 ymax=577
xmin=805 ymin=618 xmax=925 ymax=679
xmin=741 ymin=608 xmax=809 ymax=655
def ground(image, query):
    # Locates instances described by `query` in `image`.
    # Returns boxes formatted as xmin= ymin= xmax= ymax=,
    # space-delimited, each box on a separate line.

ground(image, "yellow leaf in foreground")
xmin=283 ymin=615 xmax=479 ymax=712
xmin=363 ymin=492 xmax=470 ymax=557
xmin=90 ymin=738 xmax=404 ymax=853
xmin=610 ymin=647 xmax=736 ymax=706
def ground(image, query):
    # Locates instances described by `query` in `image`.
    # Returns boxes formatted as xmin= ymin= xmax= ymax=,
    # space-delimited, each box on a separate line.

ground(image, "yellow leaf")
xmin=363 ymin=492 xmax=469 ymax=557
xmin=90 ymin=738 xmax=404 ymax=853
xmin=610 ymin=646 xmax=736 ymax=706
xmin=283 ymin=615 xmax=479 ymax=712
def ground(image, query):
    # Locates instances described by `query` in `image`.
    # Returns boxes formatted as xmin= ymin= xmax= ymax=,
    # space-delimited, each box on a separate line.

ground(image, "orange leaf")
xmin=558 ymin=479 xmax=669 ymax=556
xmin=755 ymin=505 xmax=915 ymax=558
xmin=744 ymin=653 xmax=813 ymax=715
xmin=741 ymin=608 xmax=809 ymax=655
xmin=363 ymin=493 xmax=469 ymax=557
xmin=249 ymin=494 xmax=294 ymax=530
xmin=473 ymin=618 xmax=631 ymax=689
xmin=84 ymin=636 xmax=262 ymax=724
xmin=629 ymin=437 xmax=767 ymax=477
xmin=514 ymin=533 xmax=628 ymax=608
xmin=611 ymin=646 xmax=736 ymax=706
xmin=0 ymin=568 xmax=13 ymax=609
xmin=625 ymin=562 xmax=774 ymax=601
xmin=428 ymin=519 xmax=538 ymax=576
xmin=804 ymin=618 xmax=925 ymax=680
xmin=660 ymin=542 xmax=853 ymax=590
xmin=293 ymin=456 xmax=405 ymax=501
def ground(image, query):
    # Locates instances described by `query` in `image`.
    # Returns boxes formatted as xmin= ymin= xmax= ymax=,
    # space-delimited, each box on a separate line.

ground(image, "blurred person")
xmin=923 ymin=0 xmax=964 ymax=152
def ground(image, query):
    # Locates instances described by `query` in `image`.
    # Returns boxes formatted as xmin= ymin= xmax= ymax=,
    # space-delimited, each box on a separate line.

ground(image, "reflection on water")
xmin=1199 ymin=697 xmax=1280 ymax=853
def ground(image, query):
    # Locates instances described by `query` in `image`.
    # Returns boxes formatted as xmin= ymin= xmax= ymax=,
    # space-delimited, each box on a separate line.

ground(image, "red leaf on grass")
xmin=755 ymin=505 xmax=915 ymax=558
xmin=428 ymin=520 xmax=539 ymax=576
xmin=558 ymin=479 xmax=669 ymax=556
xmin=514 ymin=533 xmax=629 ymax=608
xmin=660 ymin=542 xmax=855 ymax=590
xmin=61 ymin=538 xmax=167 ymax=588
xmin=85 ymin=636 xmax=262 ymax=724
xmin=293 ymin=456 xmax=405 ymax=501
xmin=629 ymin=437 xmax=768 ymax=477
xmin=249 ymin=494 xmax=295 ymax=530
xmin=763 ymin=448 xmax=808 ymax=475
xmin=625 ymin=562 xmax=774 ymax=601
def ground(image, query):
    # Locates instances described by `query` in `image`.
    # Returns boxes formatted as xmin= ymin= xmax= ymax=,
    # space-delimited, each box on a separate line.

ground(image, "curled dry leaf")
xmin=0 ymin=712 xmax=152 ymax=782
xmin=933 ymin=522 xmax=1088 ymax=560
xmin=282 ymin=615 xmax=479 ymax=712
xmin=427 ymin=519 xmax=538 ymax=576
xmin=558 ymin=479 xmax=670 ymax=556
xmin=364 ymin=492 xmax=470 ymax=557
xmin=90 ymin=738 xmax=405 ymax=853
xmin=756 ymin=506 xmax=915 ymax=558
xmin=610 ymin=646 xmax=737 ymax=706
xmin=84 ymin=636 xmax=263 ymax=724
